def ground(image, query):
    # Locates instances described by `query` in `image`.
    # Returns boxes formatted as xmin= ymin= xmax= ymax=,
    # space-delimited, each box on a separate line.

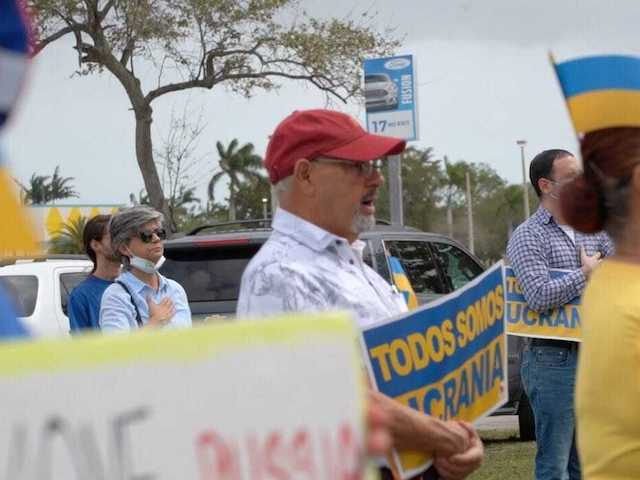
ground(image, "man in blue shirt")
xmin=68 ymin=215 xmax=121 ymax=332
xmin=99 ymin=206 xmax=191 ymax=332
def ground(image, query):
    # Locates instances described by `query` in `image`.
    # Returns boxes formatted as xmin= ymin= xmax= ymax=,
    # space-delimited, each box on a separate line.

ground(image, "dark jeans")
xmin=521 ymin=344 xmax=581 ymax=480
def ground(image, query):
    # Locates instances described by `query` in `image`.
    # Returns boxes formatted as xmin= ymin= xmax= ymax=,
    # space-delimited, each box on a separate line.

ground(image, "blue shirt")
xmin=68 ymin=275 xmax=113 ymax=333
xmin=99 ymin=270 xmax=191 ymax=332
xmin=0 ymin=286 xmax=29 ymax=339
xmin=506 ymin=206 xmax=614 ymax=313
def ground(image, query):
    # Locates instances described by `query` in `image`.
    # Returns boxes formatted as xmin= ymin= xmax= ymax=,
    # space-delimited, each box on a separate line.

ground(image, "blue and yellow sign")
xmin=505 ymin=266 xmax=581 ymax=341
xmin=361 ymin=262 xmax=507 ymax=478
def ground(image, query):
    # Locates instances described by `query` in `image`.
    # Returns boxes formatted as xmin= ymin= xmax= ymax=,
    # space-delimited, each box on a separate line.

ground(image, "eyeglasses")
xmin=138 ymin=227 xmax=167 ymax=243
xmin=314 ymin=157 xmax=387 ymax=177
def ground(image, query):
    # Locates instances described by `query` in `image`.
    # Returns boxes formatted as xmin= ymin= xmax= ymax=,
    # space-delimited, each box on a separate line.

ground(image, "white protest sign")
xmin=0 ymin=314 xmax=366 ymax=479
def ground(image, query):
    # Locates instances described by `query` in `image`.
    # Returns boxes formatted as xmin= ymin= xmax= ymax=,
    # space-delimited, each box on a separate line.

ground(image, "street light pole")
xmin=517 ymin=140 xmax=530 ymax=220
xmin=261 ymin=197 xmax=268 ymax=220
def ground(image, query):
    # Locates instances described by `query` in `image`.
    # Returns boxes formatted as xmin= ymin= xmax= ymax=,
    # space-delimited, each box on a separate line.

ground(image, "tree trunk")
xmin=446 ymin=205 xmax=454 ymax=238
xmin=134 ymin=103 xmax=176 ymax=232
xmin=228 ymin=183 xmax=237 ymax=221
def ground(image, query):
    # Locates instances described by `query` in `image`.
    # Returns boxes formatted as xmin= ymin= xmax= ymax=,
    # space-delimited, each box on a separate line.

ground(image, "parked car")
xmin=0 ymin=255 xmax=92 ymax=337
xmin=365 ymin=73 xmax=399 ymax=111
xmin=161 ymin=220 xmax=533 ymax=440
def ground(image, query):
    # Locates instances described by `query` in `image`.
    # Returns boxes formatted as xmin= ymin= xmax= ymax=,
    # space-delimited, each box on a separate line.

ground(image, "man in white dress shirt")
xmin=237 ymin=109 xmax=483 ymax=480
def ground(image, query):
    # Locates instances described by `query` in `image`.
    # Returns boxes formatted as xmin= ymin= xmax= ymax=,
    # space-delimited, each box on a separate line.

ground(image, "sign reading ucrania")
xmin=360 ymin=262 xmax=507 ymax=479
xmin=505 ymin=266 xmax=582 ymax=341
xmin=0 ymin=314 xmax=368 ymax=479
xmin=364 ymin=54 xmax=418 ymax=141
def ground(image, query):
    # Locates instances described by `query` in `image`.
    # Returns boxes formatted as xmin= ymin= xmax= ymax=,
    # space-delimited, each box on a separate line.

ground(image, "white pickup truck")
xmin=0 ymin=256 xmax=92 ymax=337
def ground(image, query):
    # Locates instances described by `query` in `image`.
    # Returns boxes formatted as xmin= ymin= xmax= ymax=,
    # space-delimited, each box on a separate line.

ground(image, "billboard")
xmin=364 ymin=55 xmax=418 ymax=141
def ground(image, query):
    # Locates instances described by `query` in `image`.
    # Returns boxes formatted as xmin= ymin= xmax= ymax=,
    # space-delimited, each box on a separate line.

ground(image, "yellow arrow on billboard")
xmin=45 ymin=207 xmax=64 ymax=238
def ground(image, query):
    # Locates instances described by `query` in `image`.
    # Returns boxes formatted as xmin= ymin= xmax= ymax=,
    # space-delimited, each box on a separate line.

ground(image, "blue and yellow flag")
xmin=0 ymin=0 xmax=39 ymax=257
xmin=553 ymin=54 xmax=640 ymax=134
xmin=388 ymin=256 xmax=418 ymax=310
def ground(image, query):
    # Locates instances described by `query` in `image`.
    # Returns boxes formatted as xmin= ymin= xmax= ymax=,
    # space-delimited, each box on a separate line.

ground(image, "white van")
xmin=0 ymin=256 xmax=92 ymax=337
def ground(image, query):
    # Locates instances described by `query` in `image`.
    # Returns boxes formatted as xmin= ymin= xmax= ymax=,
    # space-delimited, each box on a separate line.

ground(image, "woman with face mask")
xmin=99 ymin=206 xmax=192 ymax=332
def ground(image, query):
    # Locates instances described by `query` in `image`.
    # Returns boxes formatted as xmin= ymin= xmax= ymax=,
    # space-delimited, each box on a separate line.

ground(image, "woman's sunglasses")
xmin=138 ymin=227 xmax=167 ymax=243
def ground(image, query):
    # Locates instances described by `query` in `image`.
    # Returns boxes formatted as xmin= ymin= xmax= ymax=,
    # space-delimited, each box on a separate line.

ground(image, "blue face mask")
xmin=130 ymin=255 xmax=165 ymax=274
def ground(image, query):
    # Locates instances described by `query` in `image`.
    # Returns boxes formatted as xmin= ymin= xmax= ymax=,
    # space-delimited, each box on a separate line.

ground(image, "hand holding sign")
xmin=433 ymin=421 xmax=484 ymax=480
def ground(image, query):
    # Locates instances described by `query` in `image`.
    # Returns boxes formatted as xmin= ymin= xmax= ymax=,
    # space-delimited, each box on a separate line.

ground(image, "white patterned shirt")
xmin=236 ymin=209 xmax=408 ymax=326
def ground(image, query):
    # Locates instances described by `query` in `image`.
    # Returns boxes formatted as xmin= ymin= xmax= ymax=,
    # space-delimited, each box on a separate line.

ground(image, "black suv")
xmin=161 ymin=220 xmax=534 ymax=440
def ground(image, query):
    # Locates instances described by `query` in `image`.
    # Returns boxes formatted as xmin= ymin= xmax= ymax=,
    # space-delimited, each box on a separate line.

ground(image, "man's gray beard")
xmin=351 ymin=212 xmax=375 ymax=235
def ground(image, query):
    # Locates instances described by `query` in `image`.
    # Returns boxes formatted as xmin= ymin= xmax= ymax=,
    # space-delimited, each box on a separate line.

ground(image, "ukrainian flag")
xmin=388 ymin=256 xmax=418 ymax=310
xmin=0 ymin=0 xmax=39 ymax=256
xmin=553 ymin=54 xmax=640 ymax=134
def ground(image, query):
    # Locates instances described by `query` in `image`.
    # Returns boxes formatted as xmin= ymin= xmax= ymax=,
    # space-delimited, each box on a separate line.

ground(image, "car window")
xmin=60 ymin=272 xmax=90 ymax=316
xmin=365 ymin=74 xmax=389 ymax=83
xmin=383 ymin=240 xmax=447 ymax=296
xmin=0 ymin=275 xmax=38 ymax=317
xmin=161 ymin=245 xmax=262 ymax=303
xmin=362 ymin=242 xmax=374 ymax=269
xmin=431 ymin=242 xmax=484 ymax=291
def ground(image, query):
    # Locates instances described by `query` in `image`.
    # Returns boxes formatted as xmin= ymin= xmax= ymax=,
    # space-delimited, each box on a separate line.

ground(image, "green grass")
xmin=469 ymin=429 xmax=535 ymax=479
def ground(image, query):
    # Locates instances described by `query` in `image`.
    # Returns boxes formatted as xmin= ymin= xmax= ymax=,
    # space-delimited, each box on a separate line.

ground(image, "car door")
xmin=56 ymin=268 xmax=91 ymax=335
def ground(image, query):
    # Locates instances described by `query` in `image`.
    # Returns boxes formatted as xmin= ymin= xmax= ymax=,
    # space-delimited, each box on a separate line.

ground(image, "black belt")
xmin=530 ymin=338 xmax=579 ymax=350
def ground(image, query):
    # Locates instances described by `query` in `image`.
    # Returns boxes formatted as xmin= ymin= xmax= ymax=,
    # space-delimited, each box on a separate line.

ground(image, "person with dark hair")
xmin=99 ymin=206 xmax=191 ymax=332
xmin=560 ymin=128 xmax=640 ymax=478
xmin=68 ymin=215 xmax=121 ymax=332
xmin=506 ymin=148 xmax=613 ymax=480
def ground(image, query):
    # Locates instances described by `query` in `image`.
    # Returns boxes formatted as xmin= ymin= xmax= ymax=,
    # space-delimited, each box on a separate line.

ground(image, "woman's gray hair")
xmin=109 ymin=206 xmax=164 ymax=269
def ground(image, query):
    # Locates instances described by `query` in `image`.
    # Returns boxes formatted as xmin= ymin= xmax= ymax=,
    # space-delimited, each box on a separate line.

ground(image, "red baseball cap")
xmin=264 ymin=109 xmax=406 ymax=184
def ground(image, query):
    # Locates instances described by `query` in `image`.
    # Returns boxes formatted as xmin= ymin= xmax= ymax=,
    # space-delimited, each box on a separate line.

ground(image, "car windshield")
xmin=365 ymin=74 xmax=389 ymax=83
xmin=161 ymin=244 xmax=262 ymax=304
xmin=0 ymin=275 xmax=38 ymax=317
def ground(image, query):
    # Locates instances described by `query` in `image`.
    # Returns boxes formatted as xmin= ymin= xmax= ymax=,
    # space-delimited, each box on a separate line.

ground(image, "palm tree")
xmin=48 ymin=166 xmax=78 ymax=202
xmin=49 ymin=216 xmax=87 ymax=254
xmin=22 ymin=173 xmax=51 ymax=204
xmin=208 ymin=139 xmax=264 ymax=221
xmin=17 ymin=166 xmax=78 ymax=205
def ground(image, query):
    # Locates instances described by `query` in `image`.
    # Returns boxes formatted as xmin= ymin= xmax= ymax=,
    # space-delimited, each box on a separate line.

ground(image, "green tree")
xmin=18 ymin=166 xmax=78 ymax=205
xmin=31 ymin=0 xmax=399 ymax=229
xmin=48 ymin=166 xmax=79 ymax=202
xmin=21 ymin=173 xmax=50 ymax=205
xmin=377 ymin=147 xmax=446 ymax=231
xmin=49 ymin=216 xmax=87 ymax=254
xmin=208 ymin=140 xmax=265 ymax=221
xmin=234 ymin=176 xmax=272 ymax=221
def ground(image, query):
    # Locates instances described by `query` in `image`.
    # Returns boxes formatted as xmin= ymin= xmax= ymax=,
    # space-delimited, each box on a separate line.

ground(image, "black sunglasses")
xmin=138 ymin=227 xmax=167 ymax=243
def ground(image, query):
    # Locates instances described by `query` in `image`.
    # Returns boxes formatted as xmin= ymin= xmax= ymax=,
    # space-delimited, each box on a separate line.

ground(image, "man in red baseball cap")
xmin=238 ymin=109 xmax=483 ymax=479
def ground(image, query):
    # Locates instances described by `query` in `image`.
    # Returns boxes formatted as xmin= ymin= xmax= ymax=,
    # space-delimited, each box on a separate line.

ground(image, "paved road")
xmin=476 ymin=415 xmax=518 ymax=431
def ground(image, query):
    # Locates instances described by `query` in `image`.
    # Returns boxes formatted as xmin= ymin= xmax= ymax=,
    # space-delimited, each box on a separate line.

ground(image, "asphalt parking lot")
xmin=476 ymin=415 xmax=518 ymax=432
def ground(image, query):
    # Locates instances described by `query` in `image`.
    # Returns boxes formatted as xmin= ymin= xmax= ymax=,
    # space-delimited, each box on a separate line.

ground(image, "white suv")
xmin=0 ymin=256 xmax=92 ymax=337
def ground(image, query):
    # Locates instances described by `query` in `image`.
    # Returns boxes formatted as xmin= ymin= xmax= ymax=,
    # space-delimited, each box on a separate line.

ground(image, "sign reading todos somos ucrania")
xmin=360 ymin=262 xmax=507 ymax=478
xmin=364 ymin=55 xmax=418 ymax=141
